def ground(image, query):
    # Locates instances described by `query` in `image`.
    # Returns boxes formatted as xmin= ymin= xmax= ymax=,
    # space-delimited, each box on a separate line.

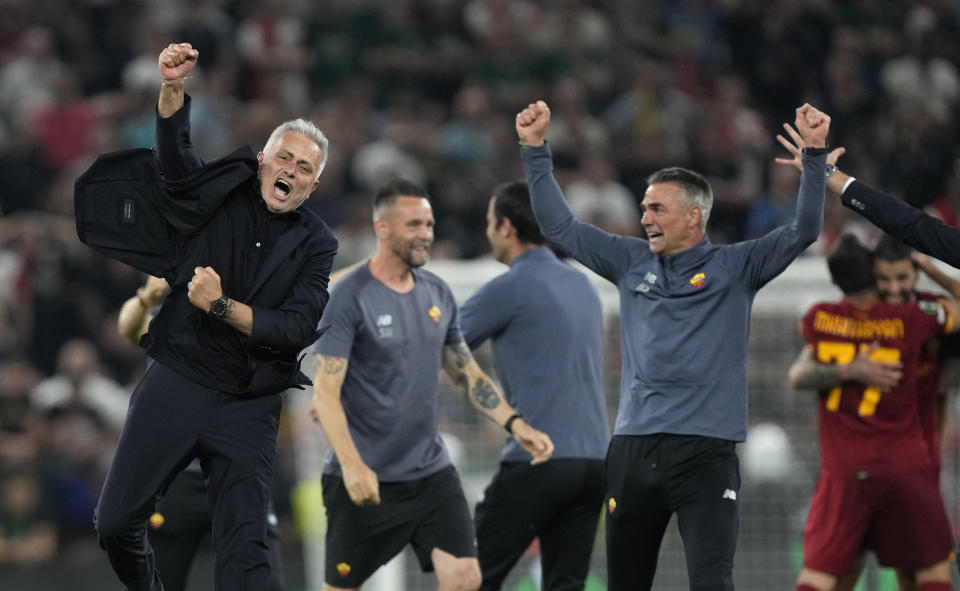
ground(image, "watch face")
xmin=210 ymin=298 xmax=228 ymax=318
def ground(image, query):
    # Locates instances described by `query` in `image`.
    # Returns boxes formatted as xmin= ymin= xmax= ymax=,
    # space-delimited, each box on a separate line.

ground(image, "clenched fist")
xmin=794 ymin=103 xmax=830 ymax=149
xmin=187 ymin=266 xmax=222 ymax=312
xmin=158 ymin=42 xmax=199 ymax=83
xmin=515 ymin=100 xmax=551 ymax=147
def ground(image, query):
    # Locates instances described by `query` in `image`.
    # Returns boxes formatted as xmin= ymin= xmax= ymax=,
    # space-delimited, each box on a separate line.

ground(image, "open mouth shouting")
xmin=273 ymin=178 xmax=293 ymax=200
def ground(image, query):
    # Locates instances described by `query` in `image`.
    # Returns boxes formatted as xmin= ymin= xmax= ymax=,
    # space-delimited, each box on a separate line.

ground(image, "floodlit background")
xmin=1 ymin=1 xmax=960 ymax=589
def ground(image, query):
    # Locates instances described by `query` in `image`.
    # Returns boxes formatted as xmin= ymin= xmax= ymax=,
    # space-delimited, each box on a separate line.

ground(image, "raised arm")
xmin=442 ymin=342 xmax=554 ymax=464
xmin=825 ymin=173 xmax=960 ymax=268
xmin=156 ymin=42 xmax=202 ymax=179
xmin=733 ymin=105 xmax=830 ymax=288
xmin=311 ymin=354 xmax=380 ymax=506
xmin=516 ymin=100 xmax=630 ymax=283
xmin=787 ymin=344 xmax=902 ymax=392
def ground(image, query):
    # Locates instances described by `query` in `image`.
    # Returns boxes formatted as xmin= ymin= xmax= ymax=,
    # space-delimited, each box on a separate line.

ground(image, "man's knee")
xmin=436 ymin=555 xmax=481 ymax=591
xmin=796 ymin=566 xmax=837 ymax=591
xmin=94 ymin=503 xmax=139 ymax=545
xmin=915 ymin=558 xmax=951 ymax=585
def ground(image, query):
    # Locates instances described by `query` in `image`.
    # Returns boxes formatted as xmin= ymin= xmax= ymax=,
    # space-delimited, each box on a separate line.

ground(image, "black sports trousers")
xmin=149 ymin=468 xmax=287 ymax=591
xmin=605 ymin=434 xmax=740 ymax=591
xmin=94 ymin=361 xmax=281 ymax=591
xmin=474 ymin=458 xmax=605 ymax=591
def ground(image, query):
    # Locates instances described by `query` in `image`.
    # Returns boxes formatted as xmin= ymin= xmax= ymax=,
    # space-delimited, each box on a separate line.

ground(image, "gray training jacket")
xmin=521 ymin=143 xmax=826 ymax=441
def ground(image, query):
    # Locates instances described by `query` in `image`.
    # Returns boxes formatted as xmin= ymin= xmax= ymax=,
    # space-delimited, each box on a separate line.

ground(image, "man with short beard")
xmin=310 ymin=179 xmax=554 ymax=591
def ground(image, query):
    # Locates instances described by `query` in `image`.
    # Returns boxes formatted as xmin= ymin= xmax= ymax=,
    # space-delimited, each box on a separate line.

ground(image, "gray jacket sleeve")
xmin=728 ymin=152 xmax=827 ymax=289
xmin=521 ymin=143 xmax=634 ymax=283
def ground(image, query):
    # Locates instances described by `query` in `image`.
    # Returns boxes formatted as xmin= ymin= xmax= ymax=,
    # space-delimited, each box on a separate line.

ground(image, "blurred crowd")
xmin=1 ymin=0 xmax=960 ymax=570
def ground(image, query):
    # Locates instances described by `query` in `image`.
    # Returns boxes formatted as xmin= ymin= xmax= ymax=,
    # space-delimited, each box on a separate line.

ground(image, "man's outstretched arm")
xmin=442 ymin=341 xmax=554 ymax=464
xmin=830 ymin=172 xmax=960 ymax=269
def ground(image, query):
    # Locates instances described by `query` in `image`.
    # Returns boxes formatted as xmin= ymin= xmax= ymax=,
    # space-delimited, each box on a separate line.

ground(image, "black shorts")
xmin=322 ymin=465 xmax=477 ymax=587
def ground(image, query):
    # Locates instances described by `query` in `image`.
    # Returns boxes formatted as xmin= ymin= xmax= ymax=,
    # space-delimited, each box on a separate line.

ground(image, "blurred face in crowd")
xmin=874 ymin=258 xmax=918 ymax=305
xmin=485 ymin=198 xmax=510 ymax=264
xmin=257 ymin=132 xmax=323 ymax=213
xmin=641 ymin=183 xmax=703 ymax=256
xmin=375 ymin=196 xmax=435 ymax=269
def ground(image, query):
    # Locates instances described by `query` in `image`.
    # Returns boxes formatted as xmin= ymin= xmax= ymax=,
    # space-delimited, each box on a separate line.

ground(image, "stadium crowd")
xmin=1 ymin=0 xmax=960 ymax=583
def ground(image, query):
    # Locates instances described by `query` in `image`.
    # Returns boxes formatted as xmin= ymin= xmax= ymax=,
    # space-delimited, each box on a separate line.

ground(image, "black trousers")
xmin=605 ymin=434 xmax=740 ymax=591
xmin=149 ymin=469 xmax=286 ymax=591
xmin=474 ymin=459 xmax=605 ymax=591
xmin=95 ymin=362 xmax=281 ymax=591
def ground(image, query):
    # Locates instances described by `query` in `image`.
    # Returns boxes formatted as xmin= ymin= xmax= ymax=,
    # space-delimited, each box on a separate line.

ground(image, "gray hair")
xmin=263 ymin=119 xmax=330 ymax=179
xmin=646 ymin=167 xmax=713 ymax=231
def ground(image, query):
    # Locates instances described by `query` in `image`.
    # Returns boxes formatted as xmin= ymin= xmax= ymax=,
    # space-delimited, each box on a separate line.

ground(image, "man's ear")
xmin=373 ymin=216 xmax=391 ymax=240
xmin=500 ymin=217 xmax=516 ymax=239
xmin=688 ymin=205 xmax=702 ymax=230
xmin=257 ymin=152 xmax=264 ymax=167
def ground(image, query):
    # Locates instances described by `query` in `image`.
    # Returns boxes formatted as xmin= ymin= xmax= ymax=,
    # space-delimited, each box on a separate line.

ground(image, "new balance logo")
xmin=644 ymin=272 xmax=657 ymax=284
xmin=722 ymin=489 xmax=737 ymax=501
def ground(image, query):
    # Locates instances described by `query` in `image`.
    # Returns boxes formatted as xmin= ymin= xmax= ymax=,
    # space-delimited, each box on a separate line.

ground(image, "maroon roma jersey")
xmin=915 ymin=291 xmax=946 ymax=472
xmin=801 ymin=298 xmax=951 ymax=478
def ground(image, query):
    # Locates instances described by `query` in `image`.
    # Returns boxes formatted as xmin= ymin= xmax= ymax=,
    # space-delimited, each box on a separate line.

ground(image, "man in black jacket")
xmin=85 ymin=42 xmax=338 ymax=591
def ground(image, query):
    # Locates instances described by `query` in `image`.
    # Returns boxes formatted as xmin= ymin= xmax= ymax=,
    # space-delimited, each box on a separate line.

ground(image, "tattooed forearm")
xmin=472 ymin=379 xmax=500 ymax=409
xmin=323 ymin=356 xmax=346 ymax=375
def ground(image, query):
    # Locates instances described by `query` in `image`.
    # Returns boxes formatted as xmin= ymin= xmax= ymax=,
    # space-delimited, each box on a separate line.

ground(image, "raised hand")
xmin=774 ymin=122 xmax=846 ymax=173
xmin=794 ymin=103 xmax=830 ymax=148
xmin=158 ymin=42 xmax=199 ymax=82
xmin=515 ymin=100 xmax=551 ymax=147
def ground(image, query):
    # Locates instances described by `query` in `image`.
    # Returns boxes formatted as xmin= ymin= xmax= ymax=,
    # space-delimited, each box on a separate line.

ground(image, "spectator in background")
xmin=564 ymin=153 xmax=640 ymax=236
xmin=0 ymin=360 xmax=42 ymax=470
xmin=31 ymin=339 xmax=129 ymax=433
xmin=0 ymin=470 xmax=57 ymax=566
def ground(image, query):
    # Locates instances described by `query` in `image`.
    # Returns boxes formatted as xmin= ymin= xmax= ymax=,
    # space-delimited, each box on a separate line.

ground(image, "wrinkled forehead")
xmin=269 ymin=132 xmax=323 ymax=162
xmin=642 ymin=182 xmax=686 ymax=208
